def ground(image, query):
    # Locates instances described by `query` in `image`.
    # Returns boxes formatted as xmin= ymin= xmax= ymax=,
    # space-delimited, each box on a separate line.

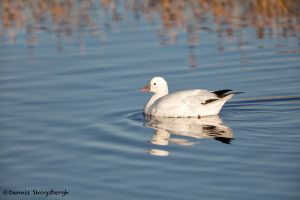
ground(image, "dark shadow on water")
xmin=127 ymin=111 xmax=145 ymax=123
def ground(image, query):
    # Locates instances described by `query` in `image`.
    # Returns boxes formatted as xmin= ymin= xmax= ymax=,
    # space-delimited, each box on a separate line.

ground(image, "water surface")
xmin=1 ymin=1 xmax=300 ymax=200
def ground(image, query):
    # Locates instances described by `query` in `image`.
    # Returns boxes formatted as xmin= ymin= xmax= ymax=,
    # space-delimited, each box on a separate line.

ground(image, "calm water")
xmin=1 ymin=1 xmax=300 ymax=200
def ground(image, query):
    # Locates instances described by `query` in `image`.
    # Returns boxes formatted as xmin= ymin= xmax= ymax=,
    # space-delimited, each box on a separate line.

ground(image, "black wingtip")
xmin=201 ymin=98 xmax=219 ymax=105
xmin=216 ymin=91 xmax=245 ymax=98
xmin=212 ymin=89 xmax=233 ymax=97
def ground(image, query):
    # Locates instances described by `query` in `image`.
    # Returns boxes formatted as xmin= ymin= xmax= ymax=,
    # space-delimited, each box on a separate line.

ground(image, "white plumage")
xmin=141 ymin=77 xmax=237 ymax=118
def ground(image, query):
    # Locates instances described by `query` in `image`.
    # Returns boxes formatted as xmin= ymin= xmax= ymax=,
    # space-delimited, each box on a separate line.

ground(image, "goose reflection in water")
xmin=144 ymin=115 xmax=234 ymax=156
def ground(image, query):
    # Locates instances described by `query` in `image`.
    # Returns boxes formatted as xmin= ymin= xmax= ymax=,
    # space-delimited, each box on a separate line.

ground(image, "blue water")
xmin=1 ymin=1 xmax=300 ymax=200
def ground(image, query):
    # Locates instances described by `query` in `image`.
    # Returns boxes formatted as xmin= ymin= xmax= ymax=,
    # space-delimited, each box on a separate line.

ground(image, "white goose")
xmin=141 ymin=77 xmax=240 ymax=118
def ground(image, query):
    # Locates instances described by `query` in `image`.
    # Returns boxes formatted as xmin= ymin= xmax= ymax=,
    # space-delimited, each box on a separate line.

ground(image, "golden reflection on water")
xmin=1 ymin=0 xmax=299 ymax=53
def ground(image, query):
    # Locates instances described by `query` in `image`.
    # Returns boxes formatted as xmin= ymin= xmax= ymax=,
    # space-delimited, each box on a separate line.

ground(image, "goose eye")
xmin=153 ymin=83 xmax=156 ymax=85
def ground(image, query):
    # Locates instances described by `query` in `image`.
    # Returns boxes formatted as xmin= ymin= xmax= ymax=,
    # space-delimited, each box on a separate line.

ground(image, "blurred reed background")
xmin=1 ymin=0 xmax=299 ymax=51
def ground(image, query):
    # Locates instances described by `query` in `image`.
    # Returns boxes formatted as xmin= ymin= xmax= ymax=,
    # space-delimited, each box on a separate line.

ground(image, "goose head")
xmin=141 ymin=77 xmax=169 ymax=96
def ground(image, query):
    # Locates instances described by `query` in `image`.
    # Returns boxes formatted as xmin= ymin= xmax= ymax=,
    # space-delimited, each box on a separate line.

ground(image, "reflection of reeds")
xmin=142 ymin=0 xmax=299 ymax=43
xmin=0 ymin=0 xmax=299 ymax=49
xmin=0 ymin=0 xmax=105 ymax=50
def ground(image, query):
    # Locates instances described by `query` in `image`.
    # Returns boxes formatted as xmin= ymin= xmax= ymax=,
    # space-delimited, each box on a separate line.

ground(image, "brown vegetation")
xmin=0 ymin=0 xmax=299 ymax=48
